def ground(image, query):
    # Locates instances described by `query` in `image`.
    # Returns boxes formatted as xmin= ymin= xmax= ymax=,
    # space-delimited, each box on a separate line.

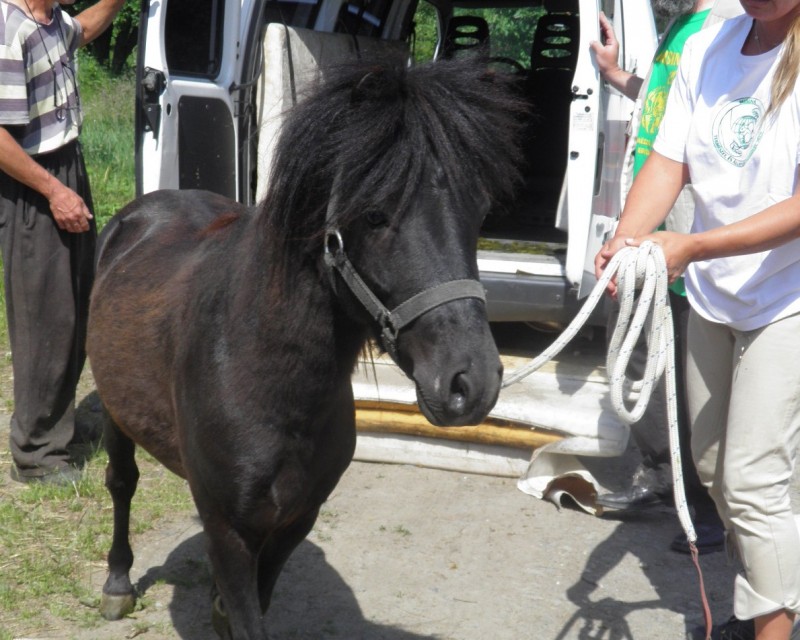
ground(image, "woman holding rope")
xmin=595 ymin=2 xmax=800 ymax=639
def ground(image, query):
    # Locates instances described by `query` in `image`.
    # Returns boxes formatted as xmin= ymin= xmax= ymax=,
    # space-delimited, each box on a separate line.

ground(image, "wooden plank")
xmin=355 ymin=403 xmax=563 ymax=450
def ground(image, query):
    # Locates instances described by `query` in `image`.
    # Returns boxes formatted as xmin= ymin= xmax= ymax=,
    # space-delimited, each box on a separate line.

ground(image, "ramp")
xmin=352 ymin=327 xmax=629 ymax=511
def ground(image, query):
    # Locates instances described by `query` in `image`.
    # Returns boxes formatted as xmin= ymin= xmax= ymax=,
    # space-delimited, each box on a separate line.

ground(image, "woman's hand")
xmin=594 ymin=234 xmax=631 ymax=299
xmin=624 ymin=231 xmax=694 ymax=284
xmin=596 ymin=230 xmax=696 ymax=298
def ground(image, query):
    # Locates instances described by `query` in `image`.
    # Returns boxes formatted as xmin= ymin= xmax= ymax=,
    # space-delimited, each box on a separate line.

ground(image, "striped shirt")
xmin=0 ymin=1 xmax=83 ymax=155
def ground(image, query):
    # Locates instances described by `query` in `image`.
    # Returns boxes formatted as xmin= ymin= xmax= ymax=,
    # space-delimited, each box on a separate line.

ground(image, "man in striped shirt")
xmin=0 ymin=0 xmax=124 ymax=485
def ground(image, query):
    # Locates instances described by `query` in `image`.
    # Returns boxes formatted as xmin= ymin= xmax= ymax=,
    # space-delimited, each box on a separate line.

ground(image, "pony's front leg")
xmin=257 ymin=508 xmax=319 ymax=613
xmin=204 ymin=518 xmax=269 ymax=640
xmin=99 ymin=413 xmax=140 ymax=620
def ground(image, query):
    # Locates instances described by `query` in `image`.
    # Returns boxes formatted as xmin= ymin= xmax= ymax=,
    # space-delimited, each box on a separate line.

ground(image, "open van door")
xmin=562 ymin=0 xmax=602 ymax=297
xmin=575 ymin=0 xmax=657 ymax=296
xmin=135 ymin=0 xmax=246 ymax=199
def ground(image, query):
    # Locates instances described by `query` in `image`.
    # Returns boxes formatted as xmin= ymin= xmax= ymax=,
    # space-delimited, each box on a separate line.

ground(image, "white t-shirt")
xmin=654 ymin=14 xmax=800 ymax=331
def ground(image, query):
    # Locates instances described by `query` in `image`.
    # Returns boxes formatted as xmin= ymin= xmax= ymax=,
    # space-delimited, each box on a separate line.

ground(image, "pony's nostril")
xmin=448 ymin=372 xmax=468 ymax=414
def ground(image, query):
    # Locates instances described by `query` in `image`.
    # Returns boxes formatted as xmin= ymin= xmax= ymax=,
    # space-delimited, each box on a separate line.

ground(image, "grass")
xmin=77 ymin=51 xmax=137 ymax=228
xmin=0 ymin=59 xmax=196 ymax=639
xmin=0 ymin=448 xmax=195 ymax=638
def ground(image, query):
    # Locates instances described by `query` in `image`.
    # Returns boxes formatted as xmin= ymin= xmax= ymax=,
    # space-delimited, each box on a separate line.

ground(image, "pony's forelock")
xmin=262 ymin=57 xmax=527 ymax=252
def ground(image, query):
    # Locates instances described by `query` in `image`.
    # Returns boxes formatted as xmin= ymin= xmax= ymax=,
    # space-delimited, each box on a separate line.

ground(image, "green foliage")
xmin=410 ymin=1 xmax=545 ymax=67
xmin=77 ymin=50 xmax=136 ymax=228
xmin=411 ymin=1 xmax=439 ymax=63
xmin=66 ymin=0 xmax=139 ymax=74
xmin=471 ymin=6 xmax=545 ymax=66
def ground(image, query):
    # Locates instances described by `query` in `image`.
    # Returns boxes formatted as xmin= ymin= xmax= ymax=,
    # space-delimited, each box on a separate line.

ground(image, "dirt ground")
xmin=4 ymin=335 xmax=798 ymax=640
xmin=53 ymin=453 xmax=757 ymax=640
xmin=11 ymin=419 xmax=770 ymax=640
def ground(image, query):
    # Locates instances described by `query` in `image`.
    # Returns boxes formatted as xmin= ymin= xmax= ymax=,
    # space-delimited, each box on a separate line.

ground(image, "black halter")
xmin=322 ymin=181 xmax=486 ymax=363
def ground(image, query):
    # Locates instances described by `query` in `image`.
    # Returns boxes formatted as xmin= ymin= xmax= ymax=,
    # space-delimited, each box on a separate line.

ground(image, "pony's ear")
xmin=350 ymin=64 xmax=400 ymax=103
xmin=351 ymin=66 xmax=383 ymax=102
xmin=477 ymin=67 xmax=500 ymax=84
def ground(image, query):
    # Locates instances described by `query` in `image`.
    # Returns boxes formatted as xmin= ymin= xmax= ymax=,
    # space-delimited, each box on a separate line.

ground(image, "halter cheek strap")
xmin=323 ymin=229 xmax=486 ymax=362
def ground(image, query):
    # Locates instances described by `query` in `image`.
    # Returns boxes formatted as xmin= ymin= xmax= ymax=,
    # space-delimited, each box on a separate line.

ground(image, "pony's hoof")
xmin=211 ymin=593 xmax=232 ymax=640
xmin=99 ymin=591 xmax=136 ymax=620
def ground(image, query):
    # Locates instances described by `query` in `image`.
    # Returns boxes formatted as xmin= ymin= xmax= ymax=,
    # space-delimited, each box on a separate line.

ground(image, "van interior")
xmin=245 ymin=0 xmax=581 ymax=251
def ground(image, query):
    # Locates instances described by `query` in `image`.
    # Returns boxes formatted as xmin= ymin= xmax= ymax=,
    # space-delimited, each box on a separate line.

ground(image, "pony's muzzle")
xmin=416 ymin=356 xmax=503 ymax=427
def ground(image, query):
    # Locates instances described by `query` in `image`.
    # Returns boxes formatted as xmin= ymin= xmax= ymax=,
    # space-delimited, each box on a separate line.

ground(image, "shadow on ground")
xmin=134 ymin=532 xmax=440 ymax=640
xmin=554 ymin=501 xmax=736 ymax=640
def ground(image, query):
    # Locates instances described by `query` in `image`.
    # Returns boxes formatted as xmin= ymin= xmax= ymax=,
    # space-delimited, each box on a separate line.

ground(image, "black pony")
xmin=87 ymin=58 xmax=523 ymax=639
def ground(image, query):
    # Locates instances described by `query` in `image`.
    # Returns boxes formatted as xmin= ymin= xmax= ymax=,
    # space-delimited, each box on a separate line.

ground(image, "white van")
xmin=135 ymin=0 xmax=657 ymax=329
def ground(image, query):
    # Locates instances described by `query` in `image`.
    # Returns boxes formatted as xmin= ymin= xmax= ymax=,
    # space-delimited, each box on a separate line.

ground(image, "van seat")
xmin=530 ymin=12 xmax=579 ymax=72
xmin=442 ymin=15 xmax=491 ymax=59
xmin=515 ymin=9 xmax=579 ymax=232
xmin=256 ymin=24 xmax=407 ymax=201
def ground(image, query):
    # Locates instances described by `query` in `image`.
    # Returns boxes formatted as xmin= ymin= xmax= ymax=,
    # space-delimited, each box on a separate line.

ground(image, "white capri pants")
xmin=687 ymin=309 xmax=800 ymax=620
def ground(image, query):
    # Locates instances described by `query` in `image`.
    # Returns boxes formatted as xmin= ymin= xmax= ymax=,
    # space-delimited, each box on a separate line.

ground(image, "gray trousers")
xmin=688 ymin=310 xmax=800 ymax=619
xmin=0 ymin=141 xmax=96 ymax=472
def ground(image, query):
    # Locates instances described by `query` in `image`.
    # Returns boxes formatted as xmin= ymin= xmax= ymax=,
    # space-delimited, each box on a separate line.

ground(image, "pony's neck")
xmin=241 ymin=225 xmax=370 ymax=381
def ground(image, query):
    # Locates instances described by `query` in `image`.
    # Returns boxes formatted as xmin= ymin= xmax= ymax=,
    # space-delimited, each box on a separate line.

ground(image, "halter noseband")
xmin=322 ymin=180 xmax=487 ymax=363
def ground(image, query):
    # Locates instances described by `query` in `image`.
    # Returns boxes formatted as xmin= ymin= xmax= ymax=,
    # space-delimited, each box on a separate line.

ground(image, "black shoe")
xmin=596 ymin=485 xmax=668 ymax=511
xmin=693 ymin=615 xmax=755 ymax=640
xmin=670 ymin=523 xmax=725 ymax=555
xmin=10 ymin=463 xmax=82 ymax=487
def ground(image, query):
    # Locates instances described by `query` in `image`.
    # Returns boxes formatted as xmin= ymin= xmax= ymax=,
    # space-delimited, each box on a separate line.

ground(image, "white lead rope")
xmin=501 ymin=241 xmax=696 ymax=546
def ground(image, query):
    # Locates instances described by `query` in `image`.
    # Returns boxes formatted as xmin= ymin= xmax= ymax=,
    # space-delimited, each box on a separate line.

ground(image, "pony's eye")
xmin=365 ymin=210 xmax=388 ymax=228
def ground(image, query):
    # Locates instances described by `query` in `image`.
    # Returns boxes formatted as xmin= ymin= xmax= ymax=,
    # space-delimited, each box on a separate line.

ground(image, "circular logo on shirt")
xmin=712 ymin=97 xmax=764 ymax=167
xmin=641 ymin=86 xmax=669 ymax=136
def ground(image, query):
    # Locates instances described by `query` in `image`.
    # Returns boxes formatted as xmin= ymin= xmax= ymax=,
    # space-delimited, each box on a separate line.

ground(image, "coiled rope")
xmin=502 ymin=241 xmax=713 ymax=636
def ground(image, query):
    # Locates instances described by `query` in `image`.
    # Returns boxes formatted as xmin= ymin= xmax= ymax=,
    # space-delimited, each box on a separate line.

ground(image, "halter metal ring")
xmin=324 ymin=229 xmax=344 ymax=255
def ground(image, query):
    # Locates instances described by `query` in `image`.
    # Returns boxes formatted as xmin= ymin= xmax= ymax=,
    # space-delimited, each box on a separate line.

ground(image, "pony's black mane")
xmin=262 ymin=57 xmax=526 ymax=252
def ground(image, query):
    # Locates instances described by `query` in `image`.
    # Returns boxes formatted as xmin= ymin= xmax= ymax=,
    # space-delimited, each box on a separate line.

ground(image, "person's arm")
xmin=0 ymin=127 xmax=92 ymax=232
xmin=590 ymin=11 xmax=644 ymax=101
xmin=66 ymin=0 xmax=127 ymax=47
xmin=594 ymin=150 xmax=688 ymax=296
xmin=631 ymin=166 xmax=800 ymax=283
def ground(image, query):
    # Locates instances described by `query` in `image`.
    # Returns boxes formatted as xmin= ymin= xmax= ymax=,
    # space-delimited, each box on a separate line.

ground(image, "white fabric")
xmin=618 ymin=0 xmax=744 ymax=216
xmin=654 ymin=14 xmax=800 ymax=331
xmin=255 ymin=25 xmax=407 ymax=201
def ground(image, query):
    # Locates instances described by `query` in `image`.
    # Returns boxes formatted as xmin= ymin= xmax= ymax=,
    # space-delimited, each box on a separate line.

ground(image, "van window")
xmin=410 ymin=2 xmax=546 ymax=68
xmin=164 ymin=0 xmax=226 ymax=78
xmin=263 ymin=0 xmax=323 ymax=30
xmin=409 ymin=0 xmax=441 ymax=62
xmin=335 ymin=0 xmax=395 ymax=37
xmin=450 ymin=6 xmax=543 ymax=68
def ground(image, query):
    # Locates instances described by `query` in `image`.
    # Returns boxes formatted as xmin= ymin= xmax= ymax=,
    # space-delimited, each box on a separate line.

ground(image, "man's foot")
xmin=10 ymin=463 xmax=82 ymax=487
xmin=596 ymin=484 xmax=669 ymax=511
xmin=670 ymin=522 xmax=725 ymax=555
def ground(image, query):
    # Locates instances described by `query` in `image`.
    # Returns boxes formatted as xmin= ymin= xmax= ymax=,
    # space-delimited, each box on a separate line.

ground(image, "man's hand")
xmin=590 ymin=12 xmax=621 ymax=79
xmin=47 ymin=181 xmax=93 ymax=233
xmin=589 ymin=12 xmax=644 ymax=101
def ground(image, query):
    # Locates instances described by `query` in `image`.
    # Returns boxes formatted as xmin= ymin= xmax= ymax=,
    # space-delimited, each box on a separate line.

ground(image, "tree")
xmin=69 ymin=0 xmax=139 ymax=75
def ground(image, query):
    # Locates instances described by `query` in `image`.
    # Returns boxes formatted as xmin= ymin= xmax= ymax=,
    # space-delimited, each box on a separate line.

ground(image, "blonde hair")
xmin=768 ymin=13 xmax=800 ymax=116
